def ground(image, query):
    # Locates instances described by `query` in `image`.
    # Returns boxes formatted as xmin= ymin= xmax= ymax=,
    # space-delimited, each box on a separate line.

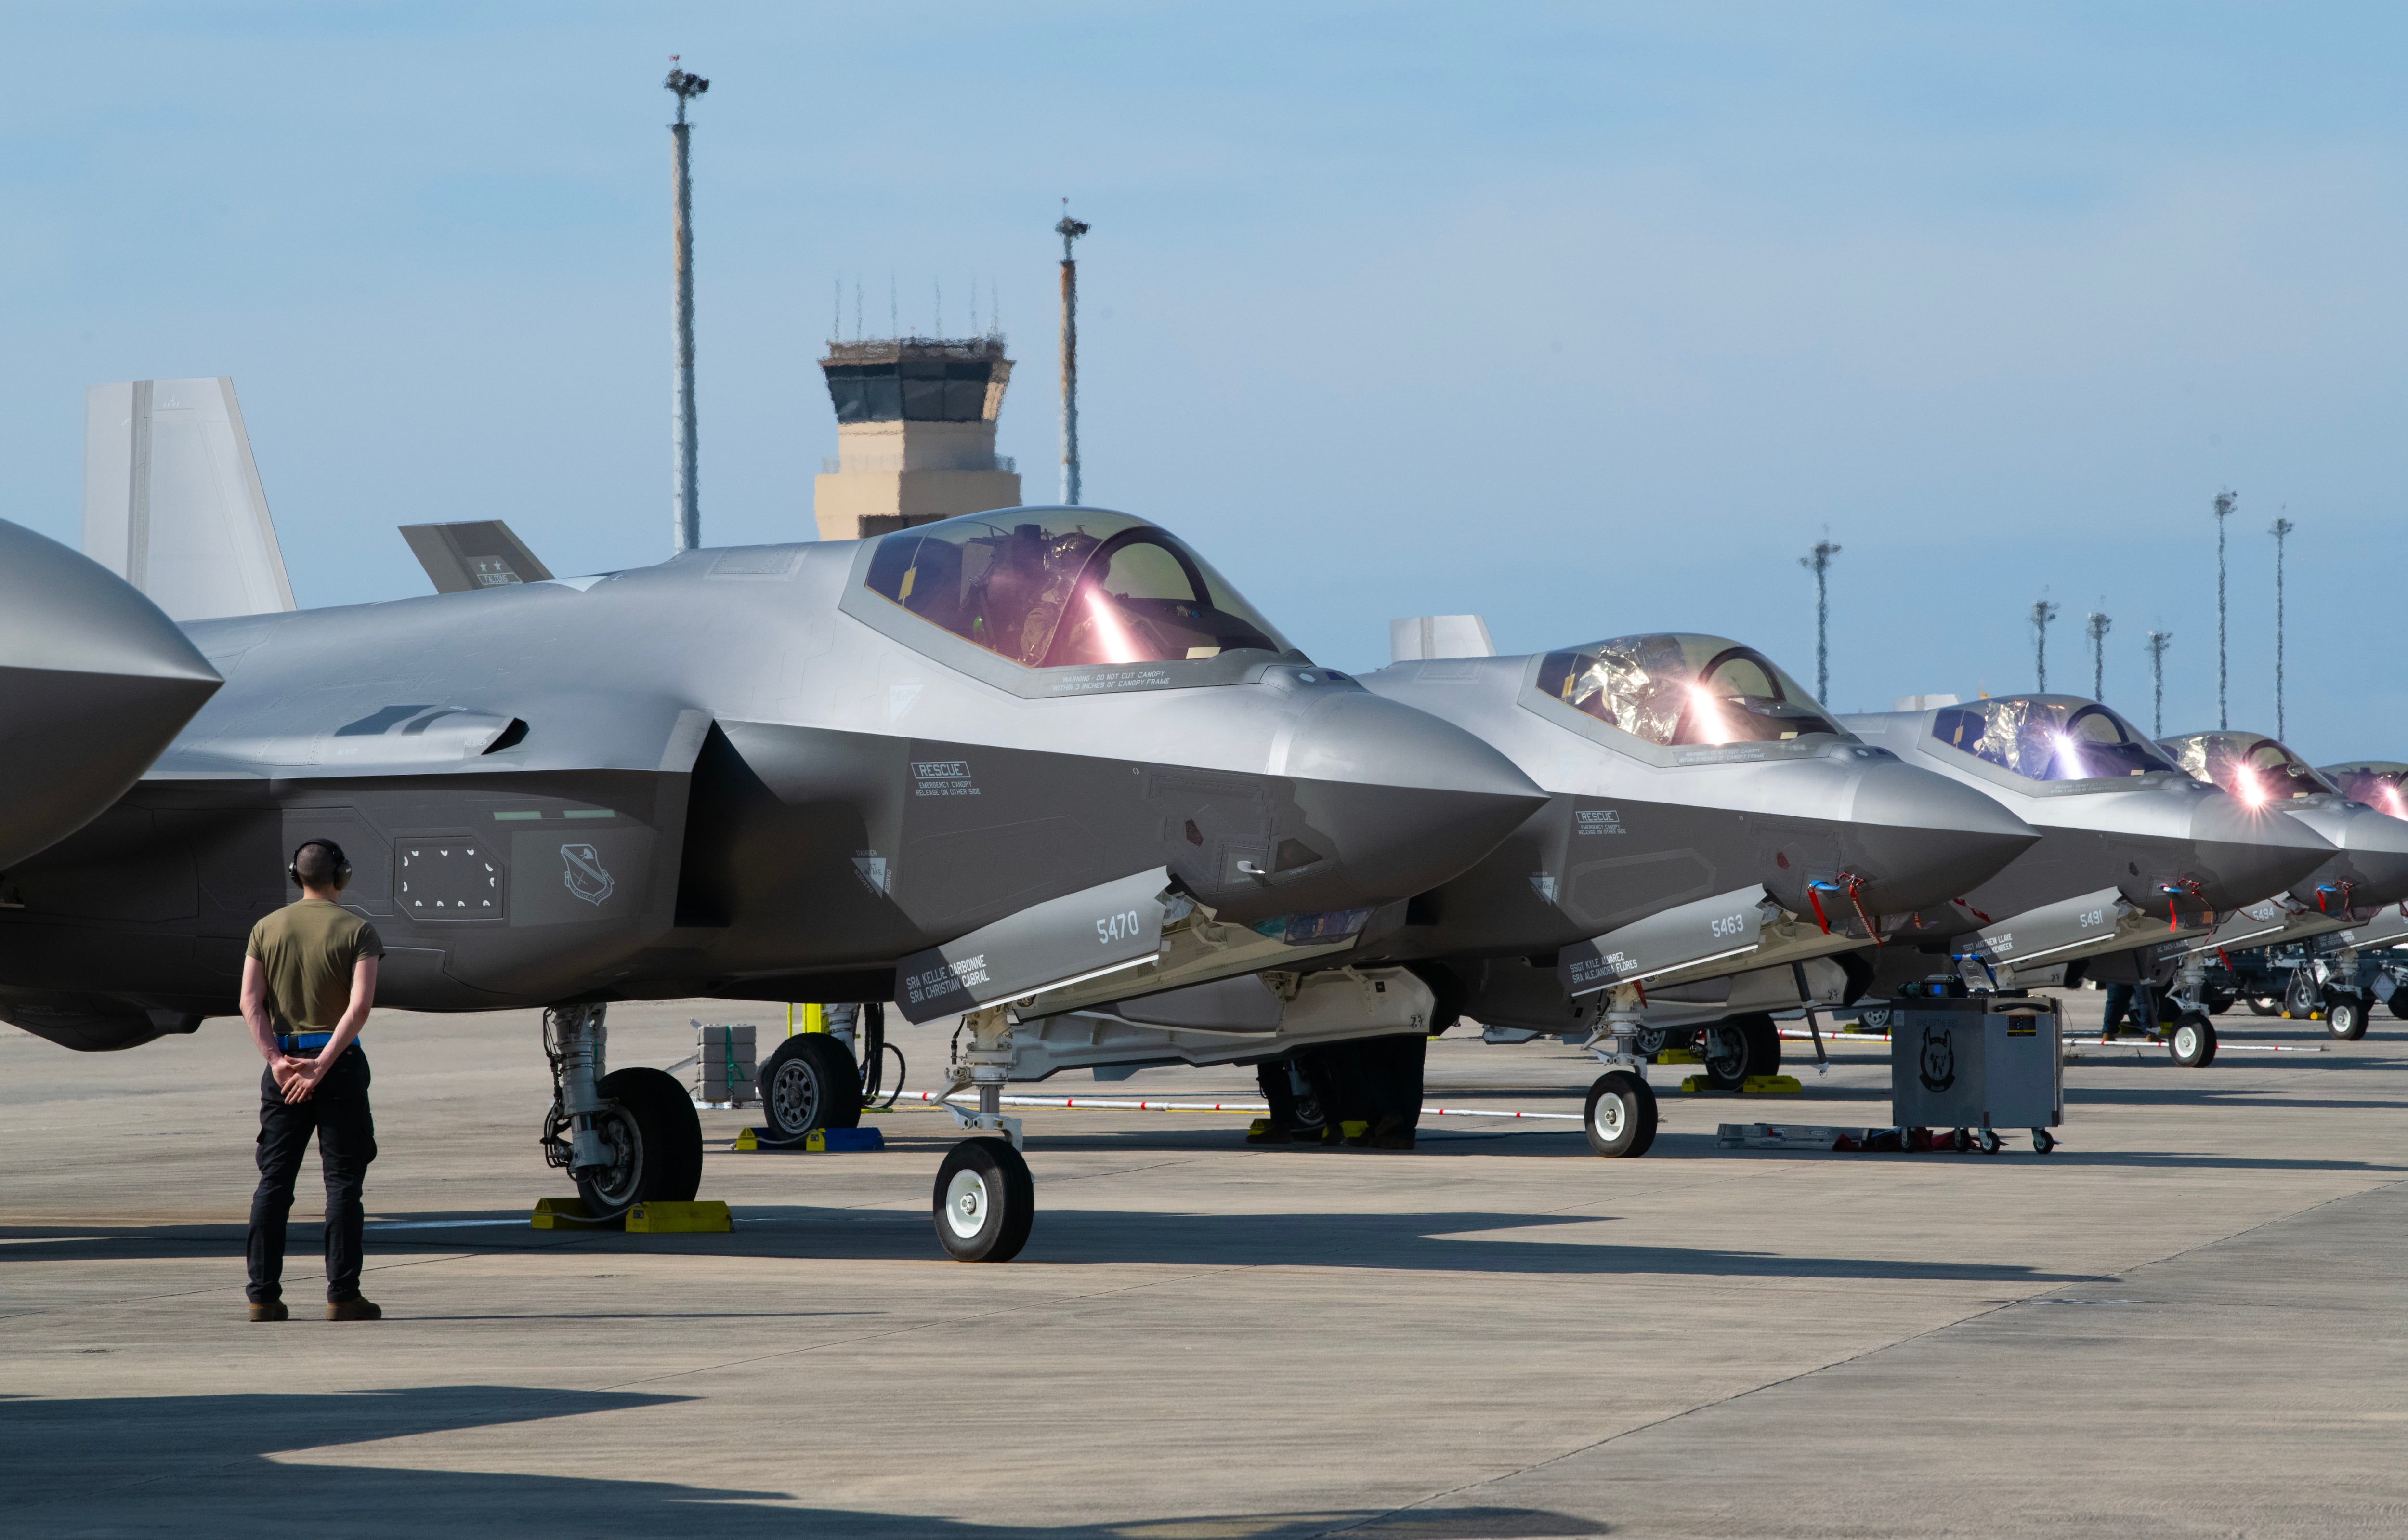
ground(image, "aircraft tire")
xmin=2391 ymin=990 xmax=2408 ymax=1021
xmin=2324 ymin=993 xmax=2370 ymax=1041
xmin=2169 ymin=1014 xmax=2218 ymax=1068
xmin=2205 ymin=989 xmax=2237 ymax=1016
xmin=1700 ymin=1014 xmax=1780 ymax=1091
xmin=1584 ymin=1071 xmax=1657 ymax=1158
xmin=575 ymin=1068 xmax=704 ymax=1219
xmin=933 ymin=1138 xmax=1034 ymax=1263
xmin=759 ymin=1034 xmax=864 ymax=1141
xmin=2246 ymin=995 xmax=2279 ymax=1017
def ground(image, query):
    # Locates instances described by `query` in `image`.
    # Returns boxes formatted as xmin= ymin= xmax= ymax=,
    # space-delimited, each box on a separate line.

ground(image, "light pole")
xmin=2146 ymin=629 xmax=2172 ymax=737
xmin=2212 ymin=489 xmax=2236 ymax=728
xmin=1056 ymin=205 xmax=1090 ymax=506
xmin=2030 ymin=597 xmax=2061 ymax=692
xmin=1798 ymin=538 xmax=1840 ymax=704
xmin=2086 ymin=606 xmax=2111 ymax=700
xmin=666 ymin=61 xmax=710 ymax=555
xmin=2270 ymin=514 xmax=2296 ymax=740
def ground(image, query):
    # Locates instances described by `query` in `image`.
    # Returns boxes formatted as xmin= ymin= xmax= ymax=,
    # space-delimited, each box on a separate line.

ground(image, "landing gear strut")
xmin=540 ymin=1004 xmax=701 ymax=1219
xmin=1581 ymin=986 xmax=1662 ymax=1158
xmin=927 ymin=1005 xmax=1035 ymax=1261
xmin=2163 ymin=950 xmax=2219 ymax=1068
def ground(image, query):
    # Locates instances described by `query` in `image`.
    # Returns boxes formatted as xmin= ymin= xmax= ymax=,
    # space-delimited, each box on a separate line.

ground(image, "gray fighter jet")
xmin=1003 ymin=634 xmax=2040 ymax=1157
xmin=2145 ymin=732 xmax=2408 ymax=1038
xmin=0 ymin=507 xmax=1544 ymax=1260
xmin=1841 ymin=695 xmax=2334 ymax=1066
xmin=0 ymin=518 xmax=222 ymax=872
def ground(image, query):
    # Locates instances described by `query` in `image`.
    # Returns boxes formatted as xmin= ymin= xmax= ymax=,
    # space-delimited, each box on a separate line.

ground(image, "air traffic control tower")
xmin=812 ymin=336 xmax=1021 ymax=541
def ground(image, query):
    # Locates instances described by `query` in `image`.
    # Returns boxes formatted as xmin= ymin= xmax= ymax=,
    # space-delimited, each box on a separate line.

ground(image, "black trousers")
xmin=247 ymin=1046 xmax=377 ymax=1305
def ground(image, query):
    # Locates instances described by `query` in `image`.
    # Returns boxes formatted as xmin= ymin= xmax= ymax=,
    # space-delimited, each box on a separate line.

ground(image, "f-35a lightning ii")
xmin=1841 ymin=695 xmax=2334 ymax=1066
xmin=0 ymin=507 xmax=1544 ymax=1262
xmin=2142 ymin=731 xmax=2408 ymax=1040
xmin=990 ymin=632 xmax=2040 ymax=1157
xmin=0 ymin=518 xmax=222 ymax=873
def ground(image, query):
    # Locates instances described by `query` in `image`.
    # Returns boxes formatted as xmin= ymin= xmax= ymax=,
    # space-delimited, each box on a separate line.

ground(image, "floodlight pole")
xmin=2270 ymin=515 xmax=2295 ymax=740
xmin=2146 ymin=630 xmax=2172 ymax=737
xmin=2212 ymin=490 xmax=2236 ymax=729
xmin=667 ymin=62 xmax=710 ymax=555
xmin=1056 ymin=205 xmax=1090 ymax=506
xmin=2086 ymin=607 xmax=2111 ymax=701
xmin=1798 ymin=539 xmax=1840 ymax=702
xmin=2030 ymin=597 xmax=2060 ymax=692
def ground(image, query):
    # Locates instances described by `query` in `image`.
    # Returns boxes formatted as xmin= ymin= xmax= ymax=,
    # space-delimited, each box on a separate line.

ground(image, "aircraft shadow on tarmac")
xmin=0 ymin=1385 xmax=1603 ymax=1538
xmin=0 ymin=1207 xmax=2106 ymax=1280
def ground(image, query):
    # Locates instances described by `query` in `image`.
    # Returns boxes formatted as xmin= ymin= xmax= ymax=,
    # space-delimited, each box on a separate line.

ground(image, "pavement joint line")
xmin=1313 ymin=1171 xmax=2408 ymax=1540
xmin=582 ymin=1265 xmax=1253 ymax=1397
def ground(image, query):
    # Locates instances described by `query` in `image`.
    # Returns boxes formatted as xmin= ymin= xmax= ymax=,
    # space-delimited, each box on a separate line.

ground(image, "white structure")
xmin=83 ymin=378 xmax=294 ymax=623
xmin=1389 ymin=615 xmax=1496 ymax=663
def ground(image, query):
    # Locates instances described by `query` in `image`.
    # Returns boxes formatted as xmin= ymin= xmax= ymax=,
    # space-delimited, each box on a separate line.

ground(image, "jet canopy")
xmin=1932 ymin=697 xmax=2177 ymax=783
xmin=2161 ymin=732 xmax=2338 ymax=804
xmin=1535 ymin=634 xmax=1841 ymax=747
xmin=862 ymin=511 xmax=1292 ymax=670
xmin=2321 ymin=762 xmax=2408 ymax=819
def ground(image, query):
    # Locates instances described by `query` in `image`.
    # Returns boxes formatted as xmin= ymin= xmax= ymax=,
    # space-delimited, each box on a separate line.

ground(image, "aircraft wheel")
xmin=1584 ymin=1071 xmax=1657 ymax=1158
xmin=2246 ymin=995 xmax=2279 ymax=1017
xmin=1856 ymin=1004 xmax=1895 ymax=1033
xmin=2205 ymin=989 xmax=2237 ymax=1016
xmin=759 ymin=1034 xmax=863 ymax=1141
xmin=2284 ymin=969 xmax=2319 ymax=1019
xmin=2170 ymin=1013 xmax=2218 ymax=1068
xmin=1701 ymin=1014 xmax=1780 ymax=1090
xmin=2324 ymin=993 xmax=2370 ymax=1041
xmin=933 ymin=1138 xmax=1034 ymax=1263
xmin=575 ymin=1067 xmax=704 ymax=1219
xmin=2391 ymin=990 xmax=2408 ymax=1021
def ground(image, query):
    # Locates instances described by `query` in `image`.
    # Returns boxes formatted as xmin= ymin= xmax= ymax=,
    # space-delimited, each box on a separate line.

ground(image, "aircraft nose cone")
xmin=1839 ymin=761 xmax=2040 ymax=912
xmin=2184 ymin=793 xmax=2335 ymax=910
xmin=1275 ymin=690 xmax=1547 ymax=910
xmin=0 ymin=518 xmax=222 ymax=869
xmin=2309 ymin=802 xmax=2408 ymax=906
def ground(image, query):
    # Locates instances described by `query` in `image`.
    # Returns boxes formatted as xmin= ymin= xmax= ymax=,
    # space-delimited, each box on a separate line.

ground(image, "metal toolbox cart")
xmin=1888 ymin=994 xmax=2063 ymax=1153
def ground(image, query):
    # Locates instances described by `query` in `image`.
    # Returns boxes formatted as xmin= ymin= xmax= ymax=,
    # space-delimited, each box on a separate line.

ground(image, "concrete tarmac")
xmin=1 ymin=1000 xmax=2402 ymax=1538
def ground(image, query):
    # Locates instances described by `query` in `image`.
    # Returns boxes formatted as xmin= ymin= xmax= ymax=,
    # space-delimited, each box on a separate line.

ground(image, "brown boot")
xmin=248 ymin=1301 xmax=289 ymax=1323
xmin=327 ymin=1297 xmax=383 ymax=1321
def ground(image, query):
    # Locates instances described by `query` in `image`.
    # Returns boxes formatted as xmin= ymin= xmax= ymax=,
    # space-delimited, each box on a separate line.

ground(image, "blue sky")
xmin=6 ymin=4 xmax=2404 ymax=759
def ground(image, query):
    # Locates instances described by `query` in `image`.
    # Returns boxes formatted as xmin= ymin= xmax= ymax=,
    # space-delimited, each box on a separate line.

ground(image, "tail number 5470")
xmin=1097 ymin=909 xmax=1145 ymax=945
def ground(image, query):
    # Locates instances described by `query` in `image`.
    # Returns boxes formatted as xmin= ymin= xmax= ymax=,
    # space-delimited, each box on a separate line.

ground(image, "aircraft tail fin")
xmin=1389 ymin=615 xmax=1495 ymax=663
xmin=399 ymin=520 xmax=554 ymax=593
xmin=82 ymin=378 xmax=296 ymax=623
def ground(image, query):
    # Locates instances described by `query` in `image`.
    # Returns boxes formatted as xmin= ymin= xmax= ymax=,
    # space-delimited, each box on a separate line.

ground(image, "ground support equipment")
xmin=1885 ymin=993 xmax=2063 ymax=1155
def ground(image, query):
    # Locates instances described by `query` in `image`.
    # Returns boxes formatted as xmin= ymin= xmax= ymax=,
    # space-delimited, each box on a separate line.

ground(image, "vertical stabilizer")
xmin=1389 ymin=615 xmax=1496 ymax=663
xmin=83 ymin=378 xmax=296 ymax=622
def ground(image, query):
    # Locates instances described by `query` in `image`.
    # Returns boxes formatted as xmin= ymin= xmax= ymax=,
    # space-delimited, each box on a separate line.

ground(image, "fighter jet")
xmin=1840 ymin=695 xmax=2334 ymax=1066
xmin=2187 ymin=756 xmax=2408 ymax=1033
xmin=2140 ymin=733 xmax=2408 ymax=1040
xmin=1000 ymin=632 xmax=2040 ymax=1158
xmin=0 ymin=517 xmax=222 ymax=874
xmin=0 ymin=507 xmax=1544 ymax=1261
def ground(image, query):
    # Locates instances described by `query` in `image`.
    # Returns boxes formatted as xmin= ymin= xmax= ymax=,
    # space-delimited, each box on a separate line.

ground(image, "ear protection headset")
xmin=288 ymin=839 xmax=354 ymax=892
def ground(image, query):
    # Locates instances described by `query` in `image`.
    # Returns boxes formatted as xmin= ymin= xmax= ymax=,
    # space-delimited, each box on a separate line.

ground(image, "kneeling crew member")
xmin=241 ymin=839 xmax=385 ymax=1322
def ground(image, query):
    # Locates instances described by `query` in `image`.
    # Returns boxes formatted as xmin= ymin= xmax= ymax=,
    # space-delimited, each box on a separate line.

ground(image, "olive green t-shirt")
xmin=246 ymin=899 xmax=384 ymax=1034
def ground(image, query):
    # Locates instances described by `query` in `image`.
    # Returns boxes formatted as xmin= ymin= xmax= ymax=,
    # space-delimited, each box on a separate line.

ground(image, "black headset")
xmin=288 ymin=839 xmax=354 ymax=892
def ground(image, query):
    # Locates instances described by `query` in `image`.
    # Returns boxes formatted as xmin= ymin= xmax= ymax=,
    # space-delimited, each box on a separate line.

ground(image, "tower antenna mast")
xmin=1798 ymin=537 xmax=1840 ymax=703
xmin=2030 ymin=596 xmax=2061 ymax=692
xmin=1056 ymin=202 xmax=1090 ymax=506
xmin=2212 ymin=489 xmax=2236 ymax=728
xmin=2086 ymin=605 xmax=2111 ymax=701
xmin=2146 ymin=629 xmax=2172 ymax=737
xmin=665 ymin=59 xmax=710 ymax=554
xmin=2270 ymin=513 xmax=2296 ymax=740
